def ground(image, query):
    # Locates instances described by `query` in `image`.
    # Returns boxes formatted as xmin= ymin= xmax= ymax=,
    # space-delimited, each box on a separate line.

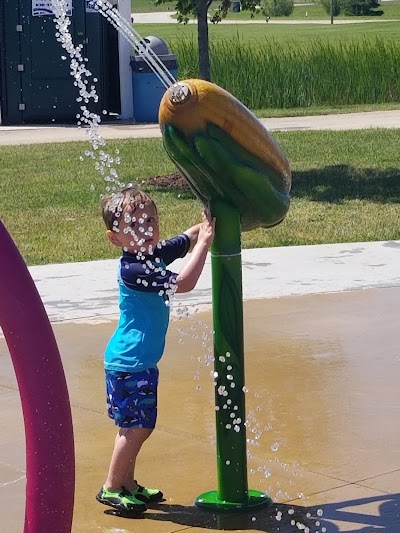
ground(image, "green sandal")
xmin=96 ymin=485 xmax=147 ymax=512
xmin=131 ymin=483 xmax=164 ymax=503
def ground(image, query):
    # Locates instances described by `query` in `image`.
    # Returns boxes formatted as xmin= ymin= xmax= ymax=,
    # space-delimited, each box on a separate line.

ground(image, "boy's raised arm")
xmin=176 ymin=211 xmax=215 ymax=293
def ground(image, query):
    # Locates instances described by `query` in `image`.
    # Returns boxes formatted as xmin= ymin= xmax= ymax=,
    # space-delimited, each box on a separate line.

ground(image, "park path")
xmin=0 ymin=109 xmax=399 ymax=145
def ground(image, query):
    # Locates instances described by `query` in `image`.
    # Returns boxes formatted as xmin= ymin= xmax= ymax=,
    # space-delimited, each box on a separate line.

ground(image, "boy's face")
xmin=107 ymin=202 xmax=160 ymax=255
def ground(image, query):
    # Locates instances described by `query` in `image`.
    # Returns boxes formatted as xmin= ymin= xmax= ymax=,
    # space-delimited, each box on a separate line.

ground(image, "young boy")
xmin=96 ymin=186 xmax=215 ymax=513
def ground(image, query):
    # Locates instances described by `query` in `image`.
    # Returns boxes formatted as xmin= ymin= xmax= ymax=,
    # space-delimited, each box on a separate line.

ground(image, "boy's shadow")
xmin=105 ymin=492 xmax=400 ymax=532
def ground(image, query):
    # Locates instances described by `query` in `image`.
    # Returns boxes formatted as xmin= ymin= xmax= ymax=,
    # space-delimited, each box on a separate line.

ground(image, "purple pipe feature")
xmin=0 ymin=221 xmax=75 ymax=533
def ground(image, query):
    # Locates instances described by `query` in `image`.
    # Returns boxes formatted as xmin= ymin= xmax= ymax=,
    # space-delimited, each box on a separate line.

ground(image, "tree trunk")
xmin=196 ymin=0 xmax=211 ymax=81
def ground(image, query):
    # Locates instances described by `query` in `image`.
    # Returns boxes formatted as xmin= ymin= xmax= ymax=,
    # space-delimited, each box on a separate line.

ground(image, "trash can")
xmin=230 ymin=1 xmax=241 ymax=12
xmin=131 ymin=36 xmax=178 ymax=123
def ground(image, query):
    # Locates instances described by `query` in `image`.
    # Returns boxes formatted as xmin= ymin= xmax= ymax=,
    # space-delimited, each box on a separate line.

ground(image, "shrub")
xmin=272 ymin=0 xmax=294 ymax=16
xmin=261 ymin=0 xmax=294 ymax=18
xmin=340 ymin=0 xmax=383 ymax=15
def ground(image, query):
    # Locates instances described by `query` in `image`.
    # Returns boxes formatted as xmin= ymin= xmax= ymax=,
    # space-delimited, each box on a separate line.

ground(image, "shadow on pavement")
xmin=102 ymin=492 xmax=400 ymax=532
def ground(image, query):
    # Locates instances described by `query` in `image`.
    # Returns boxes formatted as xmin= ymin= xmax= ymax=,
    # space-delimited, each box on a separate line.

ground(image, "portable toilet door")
xmin=0 ymin=0 xmax=86 ymax=124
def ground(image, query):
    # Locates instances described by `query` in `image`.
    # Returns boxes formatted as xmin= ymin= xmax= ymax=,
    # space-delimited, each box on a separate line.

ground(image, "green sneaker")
xmin=96 ymin=486 xmax=147 ymax=512
xmin=131 ymin=483 xmax=164 ymax=503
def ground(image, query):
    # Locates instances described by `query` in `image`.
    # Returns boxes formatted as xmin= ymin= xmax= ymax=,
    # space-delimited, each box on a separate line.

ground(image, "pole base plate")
xmin=195 ymin=489 xmax=272 ymax=512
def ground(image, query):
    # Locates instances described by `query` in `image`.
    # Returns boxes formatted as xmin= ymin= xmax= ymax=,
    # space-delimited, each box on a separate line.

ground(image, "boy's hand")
xmin=198 ymin=209 xmax=215 ymax=248
xmin=176 ymin=209 xmax=215 ymax=293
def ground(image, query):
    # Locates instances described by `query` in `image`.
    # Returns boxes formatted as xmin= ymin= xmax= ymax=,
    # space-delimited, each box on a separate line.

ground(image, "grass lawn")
xmin=131 ymin=0 xmax=236 ymax=12
xmin=132 ymin=0 xmax=400 ymax=19
xmin=135 ymin=20 xmax=400 ymax=45
xmin=227 ymin=1 xmax=400 ymax=20
xmin=131 ymin=0 xmax=175 ymax=11
xmin=1 ymin=129 xmax=400 ymax=266
xmin=253 ymin=102 xmax=400 ymax=118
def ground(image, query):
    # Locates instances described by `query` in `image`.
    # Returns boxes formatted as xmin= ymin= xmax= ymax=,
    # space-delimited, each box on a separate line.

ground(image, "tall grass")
xmin=172 ymin=36 xmax=400 ymax=109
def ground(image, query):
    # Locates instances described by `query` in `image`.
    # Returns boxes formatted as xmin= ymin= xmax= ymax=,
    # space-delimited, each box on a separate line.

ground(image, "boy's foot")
xmin=131 ymin=483 xmax=164 ymax=503
xmin=96 ymin=486 xmax=147 ymax=512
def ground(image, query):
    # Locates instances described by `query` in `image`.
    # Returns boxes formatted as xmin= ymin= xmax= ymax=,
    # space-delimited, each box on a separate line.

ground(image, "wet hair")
xmin=101 ymin=187 xmax=157 ymax=231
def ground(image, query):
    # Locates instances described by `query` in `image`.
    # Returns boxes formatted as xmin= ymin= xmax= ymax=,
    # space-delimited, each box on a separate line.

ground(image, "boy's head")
xmin=101 ymin=187 xmax=159 ymax=255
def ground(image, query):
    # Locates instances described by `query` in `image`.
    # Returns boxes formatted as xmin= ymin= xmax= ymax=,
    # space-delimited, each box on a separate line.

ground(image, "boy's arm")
xmin=183 ymin=223 xmax=201 ymax=252
xmin=175 ymin=212 xmax=215 ymax=293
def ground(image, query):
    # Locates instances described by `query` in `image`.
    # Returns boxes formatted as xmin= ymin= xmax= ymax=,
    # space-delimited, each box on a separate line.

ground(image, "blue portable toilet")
xmin=131 ymin=36 xmax=178 ymax=123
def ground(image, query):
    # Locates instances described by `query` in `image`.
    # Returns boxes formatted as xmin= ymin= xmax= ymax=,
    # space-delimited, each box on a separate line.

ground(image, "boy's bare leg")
xmin=105 ymin=427 xmax=153 ymax=492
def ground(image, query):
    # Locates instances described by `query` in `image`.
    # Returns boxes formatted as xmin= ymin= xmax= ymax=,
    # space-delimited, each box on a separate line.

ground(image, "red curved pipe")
xmin=0 ymin=221 xmax=74 ymax=533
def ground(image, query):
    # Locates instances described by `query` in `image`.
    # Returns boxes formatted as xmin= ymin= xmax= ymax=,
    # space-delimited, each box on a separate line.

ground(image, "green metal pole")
xmin=212 ymin=200 xmax=247 ymax=502
xmin=195 ymin=200 xmax=271 ymax=512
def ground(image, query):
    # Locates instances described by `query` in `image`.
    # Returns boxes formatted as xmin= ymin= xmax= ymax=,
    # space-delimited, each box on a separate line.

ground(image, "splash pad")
xmin=1 ymin=0 xmax=291 ymax=527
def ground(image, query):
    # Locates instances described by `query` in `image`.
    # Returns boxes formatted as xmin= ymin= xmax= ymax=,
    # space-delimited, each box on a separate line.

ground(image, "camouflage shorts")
xmin=105 ymin=368 xmax=159 ymax=428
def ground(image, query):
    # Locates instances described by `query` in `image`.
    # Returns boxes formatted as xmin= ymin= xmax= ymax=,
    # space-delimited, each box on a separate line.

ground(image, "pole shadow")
xmin=105 ymin=492 xmax=400 ymax=532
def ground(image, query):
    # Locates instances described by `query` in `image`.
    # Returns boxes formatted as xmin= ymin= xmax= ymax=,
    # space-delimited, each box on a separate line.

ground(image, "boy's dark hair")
xmin=101 ymin=187 xmax=157 ymax=231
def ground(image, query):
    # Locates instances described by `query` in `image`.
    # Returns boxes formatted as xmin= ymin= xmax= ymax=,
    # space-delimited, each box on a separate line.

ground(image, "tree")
xmin=155 ymin=0 xmax=258 ymax=81
xmin=319 ymin=0 xmax=341 ymax=16
xmin=260 ymin=0 xmax=273 ymax=21
xmin=319 ymin=0 xmax=383 ymax=15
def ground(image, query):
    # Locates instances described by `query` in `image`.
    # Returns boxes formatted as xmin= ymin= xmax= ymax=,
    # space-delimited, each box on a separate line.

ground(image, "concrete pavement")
xmin=23 ymin=240 xmax=400 ymax=325
xmin=2 ymin=248 xmax=400 ymax=533
xmin=1 ymin=288 xmax=400 ymax=533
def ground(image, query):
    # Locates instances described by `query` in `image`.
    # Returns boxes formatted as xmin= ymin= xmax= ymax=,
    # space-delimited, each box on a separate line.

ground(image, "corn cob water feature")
xmin=159 ymin=79 xmax=292 ymax=511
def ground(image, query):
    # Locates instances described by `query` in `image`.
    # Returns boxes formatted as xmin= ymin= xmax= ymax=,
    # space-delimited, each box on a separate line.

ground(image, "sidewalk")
xmin=1 ymin=110 xmax=400 ymax=145
xmin=23 ymin=240 xmax=400 ymax=324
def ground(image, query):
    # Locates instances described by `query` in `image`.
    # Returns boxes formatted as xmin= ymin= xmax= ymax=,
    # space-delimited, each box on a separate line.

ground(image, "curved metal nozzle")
xmin=169 ymin=82 xmax=191 ymax=104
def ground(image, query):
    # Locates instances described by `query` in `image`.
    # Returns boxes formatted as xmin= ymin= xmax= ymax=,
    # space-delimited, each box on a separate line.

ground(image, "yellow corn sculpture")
xmin=159 ymin=78 xmax=291 ymax=231
xmin=159 ymin=79 xmax=292 ymax=511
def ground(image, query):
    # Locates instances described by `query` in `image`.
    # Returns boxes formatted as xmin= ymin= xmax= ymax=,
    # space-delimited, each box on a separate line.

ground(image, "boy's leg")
xmin=105 ymin=426 xmax=153 ymax=492
xmin=98 ymin=368 xmax=162 ymax=510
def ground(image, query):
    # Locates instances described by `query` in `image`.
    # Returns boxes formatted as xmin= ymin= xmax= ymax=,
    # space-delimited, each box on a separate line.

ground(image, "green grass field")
xmin=226 ymin=0 xmax=400 ymax=20
xmin=1 ymin=129 xmax=400 ymax=265
xmin=135 ymin=20 xmax=400 ymax=44
xmin=131 ymin=0 xmax=400 ymax=20
xmin=253 ymin=102 xmax=400 ymax=118
xmin=131 ymin=0 xmax=175 ymax=11
xmin=132 ymin=0 xmax=400 ymax=19
xmin=131 ymin=0 xmax=227 ymax=12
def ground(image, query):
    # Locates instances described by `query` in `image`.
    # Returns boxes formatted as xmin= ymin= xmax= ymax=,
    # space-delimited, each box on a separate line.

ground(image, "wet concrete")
xmin=1 ymin=287 xmax=400 ymax=532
